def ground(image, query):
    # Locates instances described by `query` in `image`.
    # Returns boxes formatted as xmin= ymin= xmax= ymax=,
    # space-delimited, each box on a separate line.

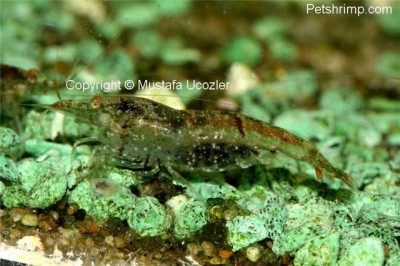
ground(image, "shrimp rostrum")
xmin=49 ymin=95 xmax=355 ymax=189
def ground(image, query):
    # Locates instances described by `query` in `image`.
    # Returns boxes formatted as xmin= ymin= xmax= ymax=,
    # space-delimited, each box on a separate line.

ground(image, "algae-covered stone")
xmin=133 ymin=30 xmax=162 ymax=59
xmin=0 ymin=127 xmax=23 ymax=158
xmin=2 ymin=156 xmax=68 ymax=209
xmin=23 ymin=110 xmax=91 ymax=141
xmin=376 ymin=52 xmax=400 ymax=79
xmin=386 ymin=250 xmax=400 ymax=266
xmin=69 ymin=179 xmax=135 ymax=221
xmin=272 ymin=224 xmax=320 ymax=256
xmin=239 ymin=91 xmax=272 ymax=122
xmin=173 ymin=199 xmax=208 ymax=239
xmin=238 ymin=191 xmax=287 ymax=240
xmin=107 ymin=167 xmax=142 ymax=188
xmin=189 ymin=180 xmax=241 ymax=201
xmin=128 ymin=196 xmax=170 ymax=237
xmin=349 ymin=194 xmax=400 ymax=223
xmin=93 ymin=48 xmax=135 ymax=81
xmin=285 ymin=203 xmax=333 ymax=232
xmin=272 ymin=203 xmax=334 ymax=255
xmin=319 ymin=88 xmax=363 ymax=114
xmin=376 ymin=5 xmax=400 ymax=35
xmin=155 ymin=0 xmax=191 ymax=16
xmin=255 ymin=70 xmax=317 ymax=107
xmin=269 ymin=38 xmax=298 ymax=62
xmin=17 ymin=158 xmax=41 ymax=191
xmin=160 ymin=39 xmax=201 ymax=65
xmin=226 ymin=215 xmax=268 ymax=251
xmin=0 ymin=154 xmax=19 ymax=182
xmin=24 ymin=139 xmax=91 ymax=158
xmin=0 ymin=181 xmax=5 ymax=197
xmin=252 ymin=17 xmax=288 ymax=42
xmin=116 ymin=3 xmax=159 ymax=29
xmin=294 ymin=233 xmax=340 ymax=266
xmin=293 ymin=184 xmax=319 ymax=203
xmin=222 ymin=37 xmax=262 ymax=66
xmin=337 ymin=237 xmax=384 ymax=266
xmin=274 ymin=110 xmax=333 ymax=141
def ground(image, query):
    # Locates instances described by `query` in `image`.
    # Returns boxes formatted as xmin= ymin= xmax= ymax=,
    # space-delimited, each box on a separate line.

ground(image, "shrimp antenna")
xmin=68 ymin=31 xmax=122 ymax=81
xmin=54 ymin=49 xmax=62 ymax=101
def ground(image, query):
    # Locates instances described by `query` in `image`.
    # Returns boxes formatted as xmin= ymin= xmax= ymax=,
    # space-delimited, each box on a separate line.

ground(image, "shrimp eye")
xmin=90 ymin=95 xmax=102 ymax=109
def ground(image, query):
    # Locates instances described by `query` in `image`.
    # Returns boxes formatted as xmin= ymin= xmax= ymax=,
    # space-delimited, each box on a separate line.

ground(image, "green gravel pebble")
xmin=133 ymin=30 xmax=162 ymax=59
xmin=189 ymin=180 xmax=241 ymax=201
xmin=269 ymin=38 xmax=298 ymax=62
xmin=0 ymin=127 xmax=23 ymax=159
xmin=294 ymin=233 xmax=340 ymax=266
xmin=337 ymin=237 xmax=384 ymax=266
xmin=386 ymin=250 xmax=400 ymax=266
xmin=93 ymin=48 xmax=135 ymax=81
xmin=161 ymin=40 xmax=201 ymax=65
xmin=69 ymin=179 xmax=136 ymax=221
xmin=272 ymin=225 xmax=320 ymax=256
xmin=0 ymin=154 xmax=19 ymax=182
xmin=173 ymin=199 xmax=208 ymax=239
xmin=319 ymin=88 xmax=363 ymax=114
xmin=116 ymin=3 xmax=159 ymax=28
xmin=227 ymin=215 xmax=269 ymax=251
xmin=388 ymin=133 xmax=400 ymax=146
xmin=155 ymin=0 xmax=191 ymax=16
xmin=376 ymin=52 xmax=400 ymax=79
xmin=24 ymin=139 xmax=91 ymax=158
xmin=222 ymin=36 xmax=263 ymax=66
xmin=128 ymin=196 xmax=170 ymax=237
xmin=2 ymin=159 xmax=68 ymax=209
xmin=274 ymin=110 xmax=333 ymax=141
xmin=0 ymin=181 xmax=5 ymax=197
xmin=376 ymin=5 xmax=400 ymax=36
xmin=252 ymin=17 xmax=288 ymax=42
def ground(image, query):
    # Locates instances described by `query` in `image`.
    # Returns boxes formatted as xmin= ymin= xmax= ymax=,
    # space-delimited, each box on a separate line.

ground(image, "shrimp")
xmin=46 ymin=94 xmax=355 ymax=189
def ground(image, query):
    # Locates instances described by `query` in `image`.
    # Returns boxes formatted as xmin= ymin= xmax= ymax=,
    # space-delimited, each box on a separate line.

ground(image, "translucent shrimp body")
xmin=50 ymin=95 xmax=354 ymax=189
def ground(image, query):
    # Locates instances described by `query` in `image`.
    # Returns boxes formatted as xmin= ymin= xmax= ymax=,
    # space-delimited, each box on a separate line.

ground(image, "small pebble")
xmin=90 ymin=247 xmax=100 ymax=256
xmin=67 ymin=204 xmax=80 ymax=215
xmin=209 ymin=257 xmax=229 ymax=265
xmin=114 ymin=236 xmax=126 ymax=248
xmin=49 ymin=211 xmax=60 ymax=221
xmin=85 ymin=237 xmax=95 ymax=247
xmin=187 ymin=243 xmax=202 ymax=256
xmin=53 ymin=245 xmax=63 ymax=258
xmin=105 ymin=235 xmax=114 ymax=246
xmin=201 ymin=241 xmax=217 ymax=257
xmin=9 ymin=208 xmax=24 ymax=222
xmin=218 ymin=250 xmax=233 ymax=259
xmin=21 ymin=213 xmax=38 ymax=227
xmin=0 ymin=209 xmax=7 ymax=218
xmin=38 ymin=219 xmax=55 ymax=231
xmin=17 ymin=235 xmax=44 ymax=252
xmin=45 ymin=237 xmax=55 ymax=246
xmin=246 ymin=245 xmax=262 ymax=262
xmin=9 ymin=229 xmax=22 ymax=240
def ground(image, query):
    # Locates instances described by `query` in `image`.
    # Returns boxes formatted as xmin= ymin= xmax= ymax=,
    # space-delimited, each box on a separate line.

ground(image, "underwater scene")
xmin=0 ymin=0 xmax=400 ymax=265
